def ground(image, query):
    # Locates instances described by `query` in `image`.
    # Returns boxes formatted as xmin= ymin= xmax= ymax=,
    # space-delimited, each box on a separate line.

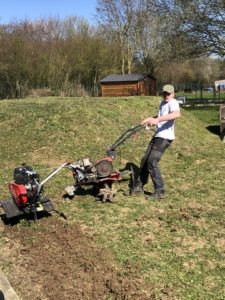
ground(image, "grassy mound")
xmin=0 ymin=97 xmax=224 ymax=299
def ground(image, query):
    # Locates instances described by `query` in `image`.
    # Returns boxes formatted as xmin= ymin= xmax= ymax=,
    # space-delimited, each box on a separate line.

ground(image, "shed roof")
xmin=100 ymin=74 xmax=155 ymax=83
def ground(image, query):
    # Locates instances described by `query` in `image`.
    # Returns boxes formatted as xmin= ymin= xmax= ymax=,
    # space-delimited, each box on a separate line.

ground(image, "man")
xmin=133 ymin=84 xmax=181 ymax=199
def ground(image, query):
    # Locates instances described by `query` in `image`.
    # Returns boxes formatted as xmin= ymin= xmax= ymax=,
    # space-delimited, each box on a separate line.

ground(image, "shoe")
xmin=145 ymin=191 xmax=165 ymax=200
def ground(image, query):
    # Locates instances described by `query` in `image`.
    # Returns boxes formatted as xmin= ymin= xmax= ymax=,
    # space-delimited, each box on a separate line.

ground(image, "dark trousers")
xmin=138 ymin=137 xmax=172 ymax=192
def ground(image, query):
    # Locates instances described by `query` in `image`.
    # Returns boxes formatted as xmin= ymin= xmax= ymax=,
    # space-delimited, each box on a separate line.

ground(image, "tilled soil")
xmin=1 ymin=216 xmax=150 ymax=300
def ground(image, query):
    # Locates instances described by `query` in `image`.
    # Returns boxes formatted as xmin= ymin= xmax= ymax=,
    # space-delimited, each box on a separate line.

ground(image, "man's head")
xmin=161 ymin=84 xmax=175 ymax=101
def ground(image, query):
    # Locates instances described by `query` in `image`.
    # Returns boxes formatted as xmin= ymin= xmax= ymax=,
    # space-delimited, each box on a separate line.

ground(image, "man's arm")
xmin=141 ymin=110 xmax=181 ymax=126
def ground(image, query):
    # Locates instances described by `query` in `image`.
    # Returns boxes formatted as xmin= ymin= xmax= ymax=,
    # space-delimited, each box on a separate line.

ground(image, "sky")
xmin=0 ymin=0 xmax=97 ymax=24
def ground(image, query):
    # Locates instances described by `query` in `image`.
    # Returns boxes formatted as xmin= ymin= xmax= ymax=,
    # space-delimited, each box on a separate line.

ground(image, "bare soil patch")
xmin=1 ymin=216 xmax=149 ymax=300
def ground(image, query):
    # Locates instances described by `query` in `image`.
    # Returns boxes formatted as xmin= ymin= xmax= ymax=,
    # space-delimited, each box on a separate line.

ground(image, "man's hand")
xmin=141 ymin=110 xmax=180 ymax=126
xmin=141 ymin=117 xmax=158 ymax=126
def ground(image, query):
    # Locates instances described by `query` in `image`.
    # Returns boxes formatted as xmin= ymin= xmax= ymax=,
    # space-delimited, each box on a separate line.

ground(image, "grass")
xmin=176 ymin=90 xmax=225 ymax=102
xmin=0 ymin=96 xmax=225 ymax=299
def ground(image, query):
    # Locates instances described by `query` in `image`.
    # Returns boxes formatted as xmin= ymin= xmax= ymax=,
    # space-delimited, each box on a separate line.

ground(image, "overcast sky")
xmin=0 ymin=0 xmax=97 ymax=24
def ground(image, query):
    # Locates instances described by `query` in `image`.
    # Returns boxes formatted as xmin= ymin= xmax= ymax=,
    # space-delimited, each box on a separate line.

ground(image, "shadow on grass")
xmin=206 ymin=125 xmax=221 ymax=137
xmin=120 ymin=161 xmax=139 ymax=178
xmin=0 ymin=210 xmax=53 ymax=226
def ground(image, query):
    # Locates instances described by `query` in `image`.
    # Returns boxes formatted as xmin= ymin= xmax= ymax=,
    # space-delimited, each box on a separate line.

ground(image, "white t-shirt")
xmin=154 ymin=98 xmax=180 ymax=140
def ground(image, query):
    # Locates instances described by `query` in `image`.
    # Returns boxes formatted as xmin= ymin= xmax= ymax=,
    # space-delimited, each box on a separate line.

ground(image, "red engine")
xmin=8 ymin=182 xmax=28 ymax=207
xmin=1 ymin=163 xmax=66 ymax=221
xmin=8 ymin=165 xmax=40 ymax=207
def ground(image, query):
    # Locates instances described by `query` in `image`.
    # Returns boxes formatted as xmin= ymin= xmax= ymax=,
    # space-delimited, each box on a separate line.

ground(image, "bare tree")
xmin=96 ymin=0 xmax=146 ymax=74
xmin=176 ymin=0 xmax=225 ymax=56
xmin=149 ymin=0 xmax=225 ymax=58
xmin=0 ymin=17 xmax=118 ymax=98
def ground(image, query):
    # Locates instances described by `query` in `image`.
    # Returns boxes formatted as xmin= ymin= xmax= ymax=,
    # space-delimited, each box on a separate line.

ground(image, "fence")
xmin=176 ymin=86 xmax=225 ymax=106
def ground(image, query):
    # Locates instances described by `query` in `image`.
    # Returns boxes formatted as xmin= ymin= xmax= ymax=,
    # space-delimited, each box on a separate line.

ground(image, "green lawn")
xmin=0 ymin=97 xmax=224 ymax=299
xmin=176 ymin=90 xmax=225 ymax=101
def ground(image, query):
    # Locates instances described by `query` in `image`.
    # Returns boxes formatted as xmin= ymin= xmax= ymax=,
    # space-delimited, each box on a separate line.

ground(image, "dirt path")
xmin=1 ymin=216 xmax=149 ymax=300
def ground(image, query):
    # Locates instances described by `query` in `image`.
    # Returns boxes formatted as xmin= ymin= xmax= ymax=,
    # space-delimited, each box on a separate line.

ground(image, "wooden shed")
xmin=100 ymin=74 xmax=156 ymax=97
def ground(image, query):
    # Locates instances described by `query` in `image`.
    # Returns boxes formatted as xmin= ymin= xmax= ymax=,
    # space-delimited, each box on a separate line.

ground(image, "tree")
xmin=154 ymin=57 xmax=223 ymax=89
xmin=0 ymin=16 xmax=122 ymax=98
xmin=96 ymin=0 xmax=147 ymax=74
xmin=151 ymin=0 xmax=225 ymax=58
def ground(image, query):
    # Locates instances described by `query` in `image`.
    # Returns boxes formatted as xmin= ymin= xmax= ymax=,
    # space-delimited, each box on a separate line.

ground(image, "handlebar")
xmin=106 ymin=124 xmax=149 ymax=158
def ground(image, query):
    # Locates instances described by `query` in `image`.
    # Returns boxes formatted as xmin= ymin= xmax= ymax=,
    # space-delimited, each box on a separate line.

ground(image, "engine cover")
xmin=14 ymin=165 xmax=39 ymax=185
xmin=8 ymin=182 xmax=28 ymax=207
